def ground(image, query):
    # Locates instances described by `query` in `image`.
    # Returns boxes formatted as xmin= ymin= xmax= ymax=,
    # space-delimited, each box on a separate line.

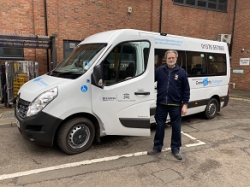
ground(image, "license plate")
xmin=16 ymin=119 xmax=20 ymax=128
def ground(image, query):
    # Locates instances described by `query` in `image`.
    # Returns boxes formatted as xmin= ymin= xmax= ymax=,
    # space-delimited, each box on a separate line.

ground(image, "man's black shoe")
xmin=172 ymin=152 xmax=182 ymax=160
xmin=147 ymin=149 xmax=161 ymax=155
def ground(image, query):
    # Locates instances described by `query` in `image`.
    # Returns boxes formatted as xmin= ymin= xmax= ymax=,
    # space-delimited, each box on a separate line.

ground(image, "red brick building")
xmin=0 ymin=0 xmax=249 ymax=90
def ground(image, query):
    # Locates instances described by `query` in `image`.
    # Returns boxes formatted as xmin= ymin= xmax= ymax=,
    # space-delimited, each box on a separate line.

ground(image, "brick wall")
xmin=230 ymin=0 xmax=250 ymax=90
xmin=48 ymin=0 xmax=157 ymax=66
xmin=162 ymin=1 xmax=234 ymax=40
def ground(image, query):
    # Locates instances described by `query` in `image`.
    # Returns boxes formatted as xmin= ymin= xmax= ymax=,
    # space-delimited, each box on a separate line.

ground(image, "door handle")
xmin=134 ymin=92 xmax=150 ymax=95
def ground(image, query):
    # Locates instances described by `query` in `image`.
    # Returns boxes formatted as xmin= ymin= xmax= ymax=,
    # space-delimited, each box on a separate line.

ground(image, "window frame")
xmin=173 ymin=0 xmax=228 ymax=12
xmin=0 ymin=47 xmax=24 ymax=60
xmin=63 ymin=40 xmax=81 ymax=59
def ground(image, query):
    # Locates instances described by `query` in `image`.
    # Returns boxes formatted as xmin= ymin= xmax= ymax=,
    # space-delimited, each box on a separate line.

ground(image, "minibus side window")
xmin=154 ymin=49 xmax=187 ymax=72
xmin=186 ymin=51 xmax=227 ymax=77
xmin=154 ymin=49 xmax=166 ymax=69
xmin=176 ymin=51 xmax=187 ymax=70
xmin=153 ymin=49 xmax=227 ymax=77
xmin=207 ymin=53 xmax=227 ymax=76
xmin=102 ymin=41 xmax=150 ymax=86
xmin=143 ymin=48 xmax=150 ymax=70
xmin=186 ymin=52 xmax=207 ymax=76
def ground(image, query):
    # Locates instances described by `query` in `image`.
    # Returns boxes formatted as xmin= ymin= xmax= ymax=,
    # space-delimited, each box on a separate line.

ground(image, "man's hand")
xmin=182 ymin=104 xmax=188 ymax=115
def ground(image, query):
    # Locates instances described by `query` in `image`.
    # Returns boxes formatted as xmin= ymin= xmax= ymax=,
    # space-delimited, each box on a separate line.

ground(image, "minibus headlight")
xmin=26 ymin=87 xmax=58 ymax=117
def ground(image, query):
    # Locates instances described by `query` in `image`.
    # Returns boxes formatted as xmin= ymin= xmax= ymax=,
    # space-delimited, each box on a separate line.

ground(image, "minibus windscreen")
xmin=49 ymin=43 xmax=106 ymax=79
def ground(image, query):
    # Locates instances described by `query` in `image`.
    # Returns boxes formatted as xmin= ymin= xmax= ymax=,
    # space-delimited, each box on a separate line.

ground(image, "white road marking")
xmin=0 ymin=132 xmax=205 ymax=181
xmin=0 ymin=152 xmax=145 ymax=181
xmin=230 ymin=97 xmax=250 ymax=102
xmin=185 ymin=140 xmax=206 ymax=147
xmin=181 ymin=131 xmax=197 ymax=140
xmin=181 ymin=131 xmax=206 ymax=147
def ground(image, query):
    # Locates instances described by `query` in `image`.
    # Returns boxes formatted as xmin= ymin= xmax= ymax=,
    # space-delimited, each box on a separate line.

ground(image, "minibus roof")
xmin=79 ymin=29 xmax=228 ymax=53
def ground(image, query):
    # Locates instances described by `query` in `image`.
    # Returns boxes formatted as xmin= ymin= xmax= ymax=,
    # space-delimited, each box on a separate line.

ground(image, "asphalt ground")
xmin=0 ymin=88 xmax=250 ymax=186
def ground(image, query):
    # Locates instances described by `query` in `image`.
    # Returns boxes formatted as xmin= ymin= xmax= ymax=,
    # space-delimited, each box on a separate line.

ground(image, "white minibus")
xmin=15 ymin=29 xmax=230 ymax=154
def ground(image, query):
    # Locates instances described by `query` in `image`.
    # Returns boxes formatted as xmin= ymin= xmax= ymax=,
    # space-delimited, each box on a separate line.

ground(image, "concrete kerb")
xmin=0 ymin=104 xmax=16 ymax=128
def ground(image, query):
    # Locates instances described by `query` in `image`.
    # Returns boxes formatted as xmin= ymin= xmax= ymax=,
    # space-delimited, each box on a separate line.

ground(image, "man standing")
xmin=148 ymin=50 xmax=190 ymax=160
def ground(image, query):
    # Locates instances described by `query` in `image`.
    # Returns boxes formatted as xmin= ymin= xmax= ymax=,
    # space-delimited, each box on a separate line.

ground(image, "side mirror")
xmin=91 ymin=64 xmax=103 ymax=88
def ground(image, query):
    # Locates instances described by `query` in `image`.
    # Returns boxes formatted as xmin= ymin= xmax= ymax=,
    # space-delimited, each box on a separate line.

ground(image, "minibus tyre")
xmin=204 ymin=98 xmax=218 ymax=119
xmin=57 ymin=117 xmax=95 ymax=154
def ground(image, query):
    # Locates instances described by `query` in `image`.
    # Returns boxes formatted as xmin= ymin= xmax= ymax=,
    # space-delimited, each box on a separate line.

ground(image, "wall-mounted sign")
xmin=240 ymin=58 xmax=250 ymax=66
xmin=233 ymin=69 xmax=244 ymax=74
xmin=0 ymin=34 xmax=52 ymax=49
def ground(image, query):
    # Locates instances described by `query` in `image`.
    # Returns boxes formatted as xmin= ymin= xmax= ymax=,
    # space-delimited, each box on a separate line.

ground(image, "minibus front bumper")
xmin=222 ymin=95 xmax=229 ymax=107
xmin=15 ymin=105 xmax=62 ymax=146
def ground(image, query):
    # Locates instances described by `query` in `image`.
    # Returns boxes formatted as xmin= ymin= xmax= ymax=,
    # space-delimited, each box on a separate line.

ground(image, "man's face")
xmin=166 ymin=52 xmax=177 ymax=66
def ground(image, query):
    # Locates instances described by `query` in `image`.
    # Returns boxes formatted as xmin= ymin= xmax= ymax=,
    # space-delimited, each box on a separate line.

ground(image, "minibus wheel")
xmin=57 ymin=117 xmax=95 ymax=154
xmin=204 ymin=98 xmax=218 ymax=119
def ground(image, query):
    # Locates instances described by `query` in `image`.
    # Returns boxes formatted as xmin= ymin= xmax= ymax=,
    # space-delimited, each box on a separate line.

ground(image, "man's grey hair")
xmin=165 ymin=50 xmax=178 ymax=58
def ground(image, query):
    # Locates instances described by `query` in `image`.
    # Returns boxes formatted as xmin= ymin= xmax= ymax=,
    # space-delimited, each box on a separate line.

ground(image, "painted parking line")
xmin=230 ymin=97 xmax=250 ymax=102
xmin=181 ymin=131 xmax=206 ymax=147
xmin=0 ymin=132 xmax=205 ymax=181
xmin=0 ymin=152 xmax=148 ymax=181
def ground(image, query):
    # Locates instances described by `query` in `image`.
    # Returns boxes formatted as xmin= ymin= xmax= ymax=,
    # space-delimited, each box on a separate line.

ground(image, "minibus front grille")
xmin=16 ymin=99 xmax=30 ymax=119
xmin=17 ymin=104 xmax=29 ymax=118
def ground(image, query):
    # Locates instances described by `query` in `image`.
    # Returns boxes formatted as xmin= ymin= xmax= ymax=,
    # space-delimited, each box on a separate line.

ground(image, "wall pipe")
xmin=229 ymin=0 xmax=237 ymax=57
xmin=159 ymin=0 xmax=163 ymax=33
xmin=44 ymin=0 xmax=50 ymax=72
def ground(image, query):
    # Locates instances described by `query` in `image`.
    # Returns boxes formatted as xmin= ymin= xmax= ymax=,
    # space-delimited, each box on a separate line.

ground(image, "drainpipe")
xmin=229 ymin=0 xmax=237 ymax=57
xmin=229 ymin=0 xmax=237 ymax=89
xmin=159 ymin=0 xmax=163 ymax=33
xmin=44 ymin=0 xmax=50 ymax=72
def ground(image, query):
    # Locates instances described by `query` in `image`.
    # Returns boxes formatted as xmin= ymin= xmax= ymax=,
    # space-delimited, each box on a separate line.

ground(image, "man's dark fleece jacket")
xmin=155 ymin=64 xmax=190 ymax=106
